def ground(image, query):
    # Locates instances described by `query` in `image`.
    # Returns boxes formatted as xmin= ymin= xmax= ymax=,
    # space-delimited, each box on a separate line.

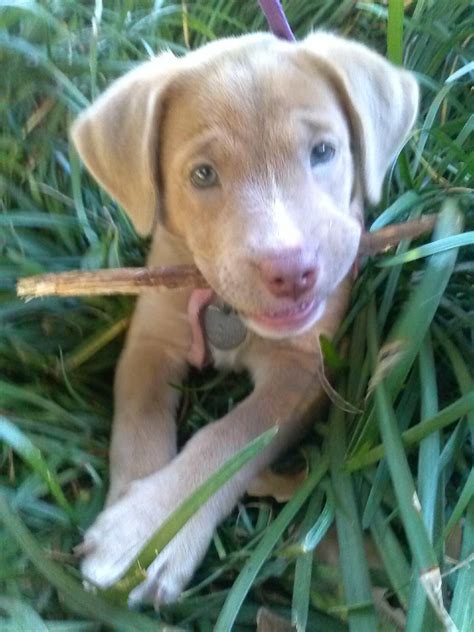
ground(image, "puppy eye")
xmin=190 ymin=164 xmax=218 ymax=188
xmin=310 ymin=142 xmax=335 ymax=167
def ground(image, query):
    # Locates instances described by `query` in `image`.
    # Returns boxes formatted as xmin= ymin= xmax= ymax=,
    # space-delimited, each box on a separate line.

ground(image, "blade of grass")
xmin=369 ymin=191 xmax=434 ymax=231
xmin=412 ymin=83 xmax=454 ymax=178
xmin=433 ymin=324 xmax=474 ymax=435
xmin=370 ymin=508 xmax=411 ymax=608
xmin=0 ymin=492 xmax=174 ymax=632
xmin=301 ymin=493 xmax=335 ymax=552
xmin=347 ymin=391 xmax=474 ymax=471
xmin=0 ymin=380 xmax=90 ymax=430
xmin=362 ymin=371 xmax=419 ymax=527
xmin=439 ymin=469 xmax=474 ymax=546
xmin=438 ymin=420 xmax=468 ymax=475
xmin=69 ymin=143 xmax=99 ymax=246
xmin=0 ymin=596 xmax=49 ymax=631
xmin=0 ymin=33 xmax=88 ymax=110
xmin=279 ymin=488 xmax=335 ymax=557
xmin=63 ymin=316 xmax=130 ymax=371
xmin=214 ymin=449 xmax=329 ymax=632
xmin=449 ymin=500 xmax=474 ymax=631
xmin=0 ymin=415 xmax=74 ymax=520
xmin=291 ymin=490 xmax=321 ymax=632
xmin=349 ymin=200 xmax=464 ymax=457
xmin=367 ymin=298 xmax=454 ymax=629
xmin=378 ymin=231 xmax=474 ymax=267
xmin=379 ymin=200 xmax=464 ymax=396
xmin=387 ymin=0 xmax=404 ymax=65
xmin=406 ymin=334 xmax=440 ymax=631
xmin=417 ymin=335 xmax=440 ymax=541
xmin=329 ymin=387 xmax=377 ymax=632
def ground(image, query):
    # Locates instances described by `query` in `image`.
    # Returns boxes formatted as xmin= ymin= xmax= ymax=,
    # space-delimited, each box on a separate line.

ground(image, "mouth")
xmin=243 ymin=296 xmax=324 ymax=337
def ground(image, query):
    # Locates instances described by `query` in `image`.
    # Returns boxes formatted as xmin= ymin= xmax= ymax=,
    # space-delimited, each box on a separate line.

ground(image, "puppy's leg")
xmin=106 ymin=288 xmax=191 ymax=504
xmin=103 ymin=227 xmax=194 ymax=505
xmin=81 ymin=346 xmax=321 ymax=605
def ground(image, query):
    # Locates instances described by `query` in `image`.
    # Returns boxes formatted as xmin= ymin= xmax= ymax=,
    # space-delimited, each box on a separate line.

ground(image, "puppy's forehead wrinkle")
xmin=180 ymin=52 xmax=306 ymax=132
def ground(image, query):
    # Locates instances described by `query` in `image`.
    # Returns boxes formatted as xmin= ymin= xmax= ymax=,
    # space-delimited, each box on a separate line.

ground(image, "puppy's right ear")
xmin=71 ymin=53 xmax=179 ymax=236
xmin=302 ymin=33 xmax=419 ymax=206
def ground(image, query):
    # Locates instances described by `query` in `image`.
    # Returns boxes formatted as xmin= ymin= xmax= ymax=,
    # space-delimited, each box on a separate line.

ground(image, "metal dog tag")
xmin=203 ymin=304 xmax=247 ymax=350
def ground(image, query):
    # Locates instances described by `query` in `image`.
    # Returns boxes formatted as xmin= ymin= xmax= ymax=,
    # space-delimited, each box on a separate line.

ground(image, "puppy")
xmin=71 ymin=32 xmax=418 ymax=606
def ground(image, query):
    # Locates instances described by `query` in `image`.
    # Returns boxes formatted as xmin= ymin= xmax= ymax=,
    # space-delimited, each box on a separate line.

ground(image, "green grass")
xmin=1 ymin=0 xmax=473 ymax=630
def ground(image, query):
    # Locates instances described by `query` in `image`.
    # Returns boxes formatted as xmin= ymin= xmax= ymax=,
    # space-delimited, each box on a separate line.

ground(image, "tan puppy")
xmin=71 ymin=32 xmax=418 ymax=606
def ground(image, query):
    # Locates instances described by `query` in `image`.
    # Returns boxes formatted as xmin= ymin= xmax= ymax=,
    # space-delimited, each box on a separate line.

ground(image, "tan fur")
xmin=71 ymin=32 xmax=418 ymax=607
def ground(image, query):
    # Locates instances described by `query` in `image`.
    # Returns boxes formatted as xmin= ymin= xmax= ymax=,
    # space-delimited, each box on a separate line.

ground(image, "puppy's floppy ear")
xmin=302 ymin=32 xmax=419 ymax=204
xmin=70 ymin=53 xmax=180 ymax=236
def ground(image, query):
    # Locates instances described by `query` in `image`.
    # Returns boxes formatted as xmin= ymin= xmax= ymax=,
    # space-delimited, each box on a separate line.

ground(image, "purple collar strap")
xmin=258 ymin=0 xmax=295 ymax=41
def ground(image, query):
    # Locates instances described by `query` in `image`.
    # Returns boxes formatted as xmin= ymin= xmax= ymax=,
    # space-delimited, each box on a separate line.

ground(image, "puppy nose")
xmin=258 ymin=251 xmax=317 ymax=300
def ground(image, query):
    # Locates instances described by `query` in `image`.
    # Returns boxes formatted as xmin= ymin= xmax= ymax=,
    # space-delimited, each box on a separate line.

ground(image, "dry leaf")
xmin=373 ymin=587 xmax=406 ymax=630
xmin=315 ymin=337 xmax=362 ymax=414
xmin=247 ymin=466 xmax=308 ymax=502
xmin=420 ymin=567 xmax=457 ymax=631
xmin=256 ymin=607 xmax=295 ymax=632
xmin=23 ymin=98 xmax=55 ymax=137
xmin=445 ymin=523 xmax=463 ymax=562
xmin=367 ymin=339 xmax=407 ymax=399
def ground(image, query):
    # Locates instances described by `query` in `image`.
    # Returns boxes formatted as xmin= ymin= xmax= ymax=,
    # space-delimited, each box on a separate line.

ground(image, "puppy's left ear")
xmin=302 ymin=33 xmax=419 ymax=204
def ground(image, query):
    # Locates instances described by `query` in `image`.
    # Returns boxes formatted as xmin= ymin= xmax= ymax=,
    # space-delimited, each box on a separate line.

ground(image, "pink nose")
xmin=258 ymin=251 xmax=317 ymax=300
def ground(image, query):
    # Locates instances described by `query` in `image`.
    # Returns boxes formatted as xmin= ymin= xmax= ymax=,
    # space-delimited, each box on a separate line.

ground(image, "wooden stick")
xmin=17 ymin=215 xmax=437 ymax=300
xmin=17 ymin=265 xmax=207 ymax=299
xmin=358 ymin=214 xmax=437 ymax=256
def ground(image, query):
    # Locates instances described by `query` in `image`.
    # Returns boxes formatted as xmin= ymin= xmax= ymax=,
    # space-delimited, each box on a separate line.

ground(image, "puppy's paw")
xmin=127 ymin=519 xmax=213 ymax=608
xmin=79 ymin=472 xmax=215 ymax=606
xmin=80 ymin=483 xmax=163 ymax=588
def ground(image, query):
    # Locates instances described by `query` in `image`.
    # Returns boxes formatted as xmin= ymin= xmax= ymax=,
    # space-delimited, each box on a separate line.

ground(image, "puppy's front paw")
xmin=80 ymin=472 xmax=215 ymax=607
xmin=80 ymin=483 xmax=162 ymax=589
xmin=127 ymin=522 xmax=212 ymax=607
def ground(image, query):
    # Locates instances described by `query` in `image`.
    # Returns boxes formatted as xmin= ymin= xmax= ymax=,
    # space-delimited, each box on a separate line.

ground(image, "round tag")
xmin=203 ymin=304 xmax=247 ymax=350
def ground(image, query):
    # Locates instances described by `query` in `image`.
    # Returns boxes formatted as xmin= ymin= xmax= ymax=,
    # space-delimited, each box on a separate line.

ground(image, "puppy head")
xmin=71 ymin=33 xmax=418 ymax=339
